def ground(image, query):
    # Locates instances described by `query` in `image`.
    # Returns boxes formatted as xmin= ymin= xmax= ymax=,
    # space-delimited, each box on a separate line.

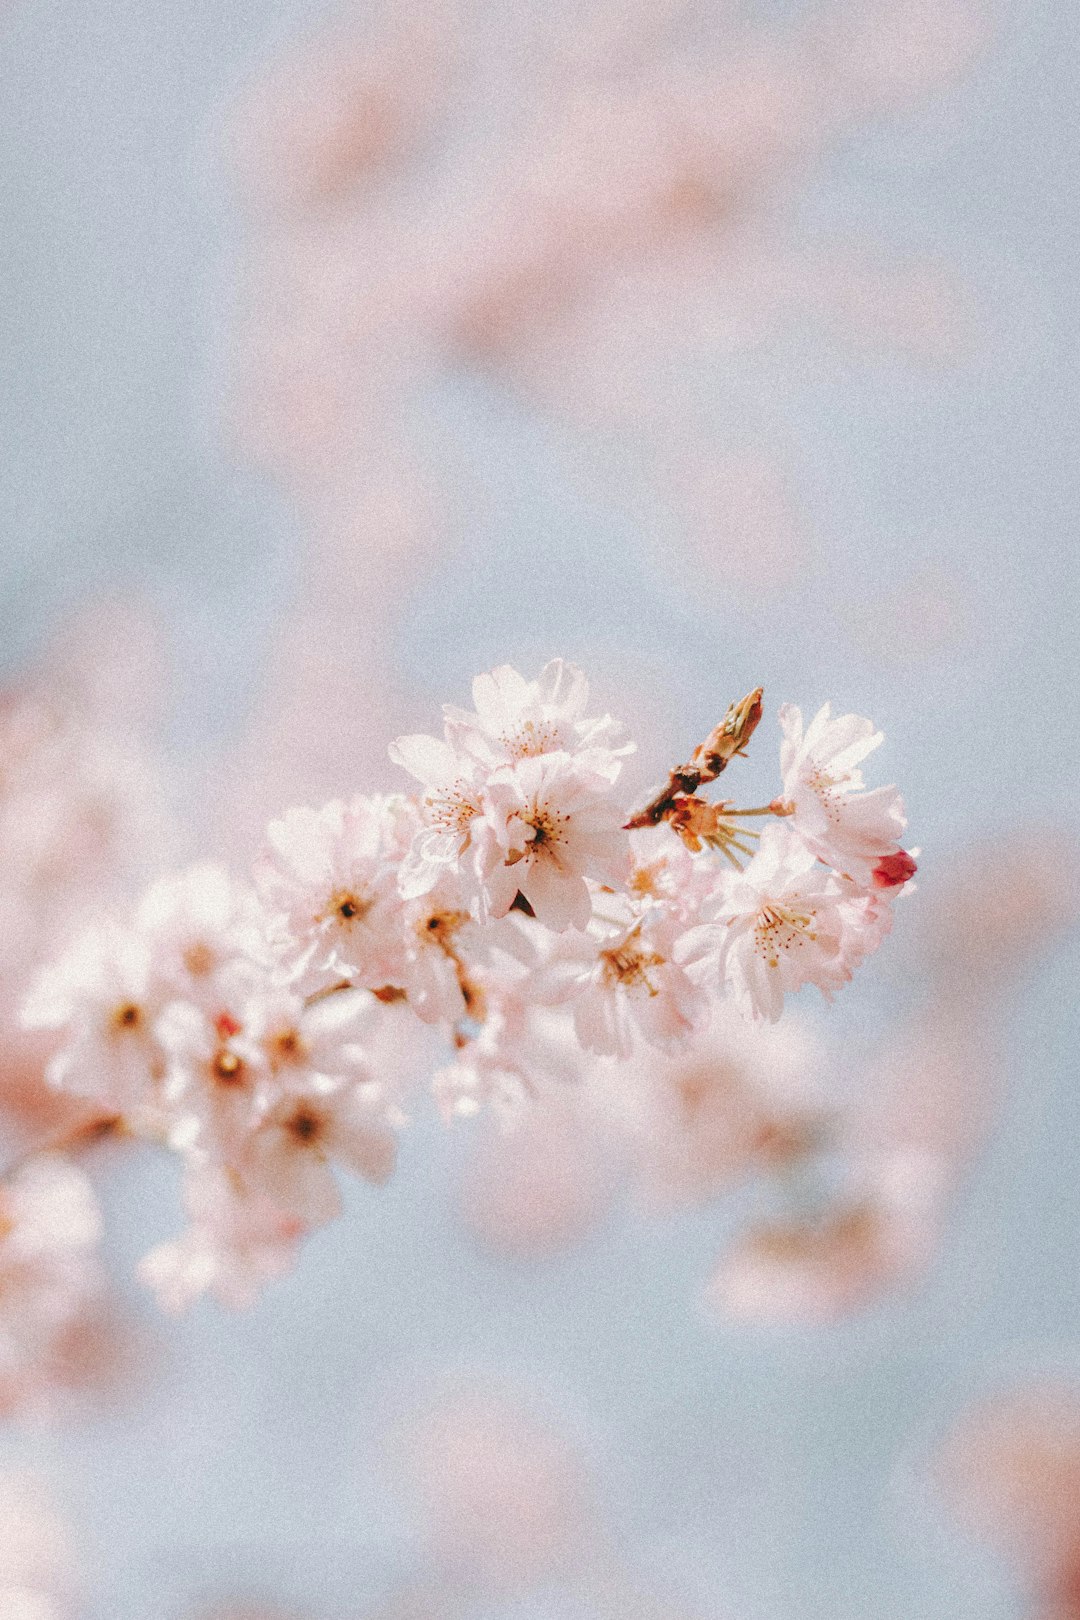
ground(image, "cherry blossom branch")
xmin=15 ymin=659 xmax=916 ymax=1314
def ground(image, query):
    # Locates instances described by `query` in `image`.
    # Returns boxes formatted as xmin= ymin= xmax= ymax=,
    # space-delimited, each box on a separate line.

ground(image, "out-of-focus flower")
xmin=613 ymin=1011 xmax=825 ymax=1213
xmin=0 ymin=1472 xmax=80 ymax=1619
xmin=709 ymin=1149 xmax=946 ymax=1323
xmin=134 ymin=864 xmax=267 ymax=1010
xmin=138 ymin=1166 xmax=305 ymax=1313
xmin=235 ymin=1070 xmax=398 ymax=1224
xmin=397 ymin=1389 xmax=595 ymax=1591
xmin=459 ymin=1087 xmax=619 ymax=1259
xmin=0 ymin=1157 xmax=108 ymax=1416
xmin=917 ymin=828 xmax=1080 ymax=1011
xmin=23 ymin=922 xmax=166 ymax=1124
xmin=937 ymin=1380 xmax=1080 ymax=1615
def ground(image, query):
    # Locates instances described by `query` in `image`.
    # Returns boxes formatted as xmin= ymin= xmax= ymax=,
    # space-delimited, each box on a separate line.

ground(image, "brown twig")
xmin=625 ymin=686 xmax=764 ymax=829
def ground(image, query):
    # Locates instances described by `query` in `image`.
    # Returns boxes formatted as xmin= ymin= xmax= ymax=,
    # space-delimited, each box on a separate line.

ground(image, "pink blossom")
xmin=538 ymin=909 xmax=706 ymax=1059
xmin=391 ymin=663 xmax=632 ymax=923
xmin=937 ymin=1381 xmax=1080 ymax=1610
xmin=0 ymin=1157 xmax=106 ymax=1416
xmin=612 ymin=1013 xmax=825 ymax=1211
xmin=22 ymin=922 xmax=168 ymax=1125
xmin=389 ymin=733 xmax=485 ymax=901
xmin=394 ymin=872 xmax=486 ymax=1025
xmin=476 ymin=753 xmax=629 ymax=929
xmin=134 ymin=863 xmax=267 ymax=1008
xmin=778 ymin=702 xmax=910 ymax=884
xmin=443 ymin=659 xmax=631 ymax=777
xmin=236 ymin=1076 xmax=397 ymax=1224
xmin=138 ymin=1166 xmax=305 ymax=1313
xmin=678 ymin=823 xmax=889 ymax=1022
xmin=432 ymin=1000 xmax=580 ymax=1123
xmin=157 ymin=999 xmax=267 ymax=1163
xmin=709 ymin=1149 xmax=946 ymax=1322
xmin=256 ymin=796 xmax=412 ymax=984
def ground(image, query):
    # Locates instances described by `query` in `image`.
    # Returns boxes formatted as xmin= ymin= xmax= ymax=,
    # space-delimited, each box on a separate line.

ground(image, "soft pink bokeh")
xmin=938 ymin=1380 xmax=1080 ymax=1617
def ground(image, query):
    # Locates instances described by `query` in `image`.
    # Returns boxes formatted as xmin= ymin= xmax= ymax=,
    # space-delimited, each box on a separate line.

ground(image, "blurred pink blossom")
xmin=937 ymin=1380 xmax=1080 ymax=1616
xmin=397 ymin=1387 xmax=595 ymax=1591
xmin=0 ymin=1473 xmax=80 ymax=1619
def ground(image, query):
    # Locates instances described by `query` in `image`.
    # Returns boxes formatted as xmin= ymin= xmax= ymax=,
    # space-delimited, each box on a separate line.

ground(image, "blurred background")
xmin=0 ymin=0 xmax=1078 ymax=1615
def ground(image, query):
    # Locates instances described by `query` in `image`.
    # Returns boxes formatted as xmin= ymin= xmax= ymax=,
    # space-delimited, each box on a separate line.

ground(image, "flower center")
xmin=501 ymin=718 xmax=561 ymax=759
xmin=183 ymin=941 xmax=216 ymax=977
xmin=271 ymin=1027 xmax=306 ymax=1066
xmin=285 ymin=1105 xmax=322 ymax=1145
xmin=753 ymin=904 xmax=818 ymax=968
xmin=212 ymin=1048 xmax=245 ymax=1085
xmin=600 ymin=937 xmax=665 ymax=995
xmin=324 ymin=889 xmax=372 ymax=927
xmin=112 ymin=1002 xmax=142 ymax=1032
xmin=424 ymin=783 xmax=477 ymax=835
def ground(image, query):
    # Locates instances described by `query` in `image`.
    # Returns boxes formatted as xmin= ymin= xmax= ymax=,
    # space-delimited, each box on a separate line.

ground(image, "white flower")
xmin=475 ymin=752 xmax=629 ymax=929
xmin=135 ymin=862 xmax=266 ymax=1006
xmin=255 ymin=795 xmax=409 ymax=985
xmin=537 ymin=909 xmax=707 ymax=1058
xmin=157 ymin=999 xmax=267 ymax=1162
xmin=388 ymin=734 xmax=485 ymax=900
xmin=235 ymin=1077 xmax=397 ymax=1224
xmin=391 ymin=662 xmax=633 ymax=912
xmin=678 ymin=823 xmax=889 ymax=1023
xmin=443 ymin=659 xmax=631 ymax=777
xmin=22 ymin=922 xmax=167 ymax=1122
xmin=138 ymin=1165 xmax=304 ymax=1313
xmin=778 ymin=703 xmax=908 ymax=883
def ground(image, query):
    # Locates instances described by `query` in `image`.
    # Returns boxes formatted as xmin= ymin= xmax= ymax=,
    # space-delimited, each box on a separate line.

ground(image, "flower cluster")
xmin=21 ymin=661 xmax=915 ymax=1309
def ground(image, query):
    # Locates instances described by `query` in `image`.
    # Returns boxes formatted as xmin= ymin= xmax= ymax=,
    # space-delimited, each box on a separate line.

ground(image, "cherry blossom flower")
xmin=538 ymin=909 xmax=706 ymax=1058
xmin=392 ymin=663 xmax=633 ymax=924
xmin=138 ymin=1166 xmax=305 ymax=1313
xmin=156 ymin=998 xmax=268 ymax=1163
xmin=389 ymin=733 xmax=485 ymax=900
xmin=678 ymin=823 xmax=891 ymax=1022
xmin=432 ymin=999 xmax=580 ymax=1123
xmin=236 ymin=1075 xmax=397 ymax=1224
xmin=134 ymin=863 xmax=267 ymax=1009
xmin=20 ymin=665 xmax=915 ymax=1309
xmin=256 ymin=796 xmax=411 ymax=984
xmin=0 ymin=1156 xmax=106 ymax=1415
xmin=778 ymin=701 xmax=912 ymax=884
xmin=475 ymin=752 xmax=630 ymax=929
xmin=22 ymin=922 xmax=167 ymax=1126
xmin=443 ymin=659 xmax=631 ymax=777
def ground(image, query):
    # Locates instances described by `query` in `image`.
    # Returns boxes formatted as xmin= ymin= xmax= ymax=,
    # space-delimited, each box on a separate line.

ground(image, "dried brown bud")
xmin=687 ymin=687 xmax=763 ymax=782
xmin=625 ymin=687 xmax=765 ymax=831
